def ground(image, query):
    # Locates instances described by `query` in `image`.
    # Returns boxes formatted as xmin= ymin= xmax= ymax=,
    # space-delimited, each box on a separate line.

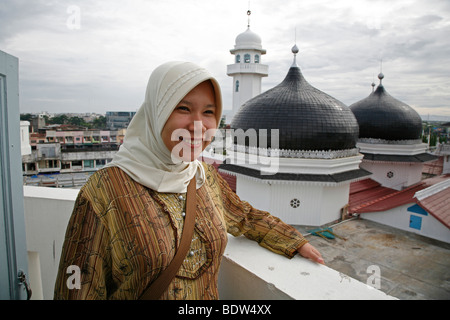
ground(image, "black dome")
xmin=230 ymin=66 xmax=359 ymax=151
xmin=349 ymin=77 xmax=422 ymax=141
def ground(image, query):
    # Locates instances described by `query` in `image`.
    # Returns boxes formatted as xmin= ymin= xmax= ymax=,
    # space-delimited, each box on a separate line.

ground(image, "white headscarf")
xmin=106 ymin=61 xmax=222 ymax=193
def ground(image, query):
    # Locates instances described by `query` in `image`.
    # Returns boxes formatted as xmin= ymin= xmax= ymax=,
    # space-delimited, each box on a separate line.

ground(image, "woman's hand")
xmin=297 ymin=243 xmax=325 ymax=265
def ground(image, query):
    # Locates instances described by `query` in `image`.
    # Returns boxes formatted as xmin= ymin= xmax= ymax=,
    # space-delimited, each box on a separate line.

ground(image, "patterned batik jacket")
xmin=54 ymin=163 xmax=307 ymax=300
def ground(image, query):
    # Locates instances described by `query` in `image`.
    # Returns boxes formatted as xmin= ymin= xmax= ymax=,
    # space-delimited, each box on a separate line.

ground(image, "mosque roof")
xmin=349 ymin=74 xmax=423 ymax=141
xmin=230 ymin=47 xmax=359 ymax=152
xmin=231 ymin=27 xmax=266 ymax=53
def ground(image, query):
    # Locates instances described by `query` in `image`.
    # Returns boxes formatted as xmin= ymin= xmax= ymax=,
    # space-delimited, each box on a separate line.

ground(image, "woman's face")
xmin=161 ymin=80 xmax=217 ymax=162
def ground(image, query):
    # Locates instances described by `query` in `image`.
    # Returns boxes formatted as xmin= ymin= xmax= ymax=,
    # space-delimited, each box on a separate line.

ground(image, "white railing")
xmin=23 ymin=186 xmax=395 ymax=300
xmin=227 ymin=63 xmax=269 ymax=76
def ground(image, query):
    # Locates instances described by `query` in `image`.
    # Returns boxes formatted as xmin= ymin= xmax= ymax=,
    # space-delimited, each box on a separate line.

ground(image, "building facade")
xmin=21 ymin=124 xmax=126 ymax=176
xmin=106 ymin=111 xmax=136 ymax=130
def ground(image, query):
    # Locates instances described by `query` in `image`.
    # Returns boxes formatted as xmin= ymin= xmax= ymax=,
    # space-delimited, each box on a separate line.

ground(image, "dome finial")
xmin=378 ymin=72 xmax=384 ymax=86
xmin=247 ymin=1 xmax=251 ymax=28
xmin=291 ymin=27 xmax=299 ymax=67
xmin=292 ymin=44 xmax=299 ymax=54
xmin=378 ymin=59 xmax=384 ymax=85
xmin=371 ymin=74 xmax=376 ymax=92
xmin=291 ymin=44 xmax=299 ymax=67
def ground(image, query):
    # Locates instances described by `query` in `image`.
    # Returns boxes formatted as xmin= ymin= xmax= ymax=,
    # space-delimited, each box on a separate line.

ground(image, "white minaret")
xmin=226 ymin=10 xmax=268 ymax=122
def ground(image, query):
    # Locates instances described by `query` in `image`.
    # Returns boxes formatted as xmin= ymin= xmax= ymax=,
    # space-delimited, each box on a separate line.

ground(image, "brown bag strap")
xmin=139 ymin=177 xmax=197 ymax=300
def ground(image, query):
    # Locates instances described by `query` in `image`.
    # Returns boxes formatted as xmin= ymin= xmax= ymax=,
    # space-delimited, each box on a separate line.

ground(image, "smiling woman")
xmin=53 ymin=61 xmax=323 ymax=300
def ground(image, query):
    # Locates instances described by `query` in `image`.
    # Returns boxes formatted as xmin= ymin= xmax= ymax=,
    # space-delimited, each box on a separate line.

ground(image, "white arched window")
xmin=235 ymin=55 xmax=240 ymax=63
xmin=235 ymin=80 xmax=239 ymax=92
xmin=255 ymin=54 xmax=260 ymax=63
xmin=244 ymin=54 xmax=250 ymax=63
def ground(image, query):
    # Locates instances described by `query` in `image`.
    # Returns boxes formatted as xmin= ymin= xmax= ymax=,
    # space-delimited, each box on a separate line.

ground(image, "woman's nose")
xmin=187 ymin=119 xmax=206 ymax=136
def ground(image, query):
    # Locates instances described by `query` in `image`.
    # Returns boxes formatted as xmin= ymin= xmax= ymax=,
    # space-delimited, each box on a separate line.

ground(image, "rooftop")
xmin=349 ymin=175 xmax=450 ymax=228
xmin=350 ymin=73 xmax=423 ymax=141
xmin=230 ymin=65 xmax=359 ymax=151
xmin=295 ymin=218 xmax=450 ymax=299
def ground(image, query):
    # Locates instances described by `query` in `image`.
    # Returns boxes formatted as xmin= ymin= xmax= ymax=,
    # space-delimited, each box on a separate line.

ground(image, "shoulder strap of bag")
xmin=139 ymin=177 xmax=197 ymax=300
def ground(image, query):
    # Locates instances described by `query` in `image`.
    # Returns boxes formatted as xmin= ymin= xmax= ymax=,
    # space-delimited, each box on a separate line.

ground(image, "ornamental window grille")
xmin=290 ymin=198 xmax=301 ymax=208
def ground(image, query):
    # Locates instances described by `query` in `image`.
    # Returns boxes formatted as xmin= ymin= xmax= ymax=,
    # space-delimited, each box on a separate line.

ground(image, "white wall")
xmin=362 ymin=203 xmax=450 ymax=244
xmin=321 ymin=185 xmax=350 ymax=225
xmin=236 ymin=177 xmax=348 ymax=226
xmin=23 ymin=186 xmax=79 ymax=299
xmin=360 ymin=161 xmax=423 ymax=190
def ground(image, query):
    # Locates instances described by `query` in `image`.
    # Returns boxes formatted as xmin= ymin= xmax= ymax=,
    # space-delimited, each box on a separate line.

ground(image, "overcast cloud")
xmin=1 ymin=0 xmax=449 ymax=118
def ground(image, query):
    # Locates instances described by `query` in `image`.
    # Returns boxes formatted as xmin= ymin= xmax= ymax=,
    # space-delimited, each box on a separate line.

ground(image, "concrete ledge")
xmin=24 ymin=185 xmax=80 ymax=201
xmin=218 ymin=235 xmax=396 ymax=300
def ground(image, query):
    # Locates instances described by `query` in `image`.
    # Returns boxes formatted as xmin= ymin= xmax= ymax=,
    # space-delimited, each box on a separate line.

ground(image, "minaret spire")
xmin=247 ymin=3 xmax=251 ymax=28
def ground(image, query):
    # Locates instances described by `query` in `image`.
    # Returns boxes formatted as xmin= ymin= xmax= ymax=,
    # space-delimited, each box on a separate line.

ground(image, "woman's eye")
xmin=177 ymin=106 xmax=189 ymax=111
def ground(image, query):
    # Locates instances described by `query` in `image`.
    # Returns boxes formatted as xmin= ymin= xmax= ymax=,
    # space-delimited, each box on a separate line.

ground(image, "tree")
xmin=49 ymin=114 xmax=69 ymax=125
xmin=92 ymin=116 xmax=106 ymax=129
xmin=430 ymin=134 xmax=437 ymax=147
xmin=68 ymin=116 xmax=87 ymax=127
xmin=20 ymin=113 xmax=33 ymax=121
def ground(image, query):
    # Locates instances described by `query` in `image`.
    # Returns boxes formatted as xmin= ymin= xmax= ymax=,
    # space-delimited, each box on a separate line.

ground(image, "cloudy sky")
xmin=1 ymin=0 xmax=449 ymax=118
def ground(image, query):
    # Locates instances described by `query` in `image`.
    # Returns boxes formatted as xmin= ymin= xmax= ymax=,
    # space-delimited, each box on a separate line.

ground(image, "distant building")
xmin=21 ymin=122 xmax=125 ymax=177
xmin=30 ymin=114 xmax=46 ymax=133
xmin=20 ymin=121 xmax=32 ymax=156
xmin=106 ymin=111 xmax=136 ymax=130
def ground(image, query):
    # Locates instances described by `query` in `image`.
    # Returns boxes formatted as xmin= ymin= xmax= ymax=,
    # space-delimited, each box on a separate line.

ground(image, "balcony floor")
xmin=295 ymin=219 xmax=450 ymax=300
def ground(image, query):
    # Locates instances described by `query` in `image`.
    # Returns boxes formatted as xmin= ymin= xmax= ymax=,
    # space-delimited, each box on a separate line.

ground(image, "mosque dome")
xmin=349 ymin=74 xmax=422 ymax=141
xmin=232 ymin=27 xmax=265 ymax=52
xmin=230 ymin=47 xmax=359 ymax=152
